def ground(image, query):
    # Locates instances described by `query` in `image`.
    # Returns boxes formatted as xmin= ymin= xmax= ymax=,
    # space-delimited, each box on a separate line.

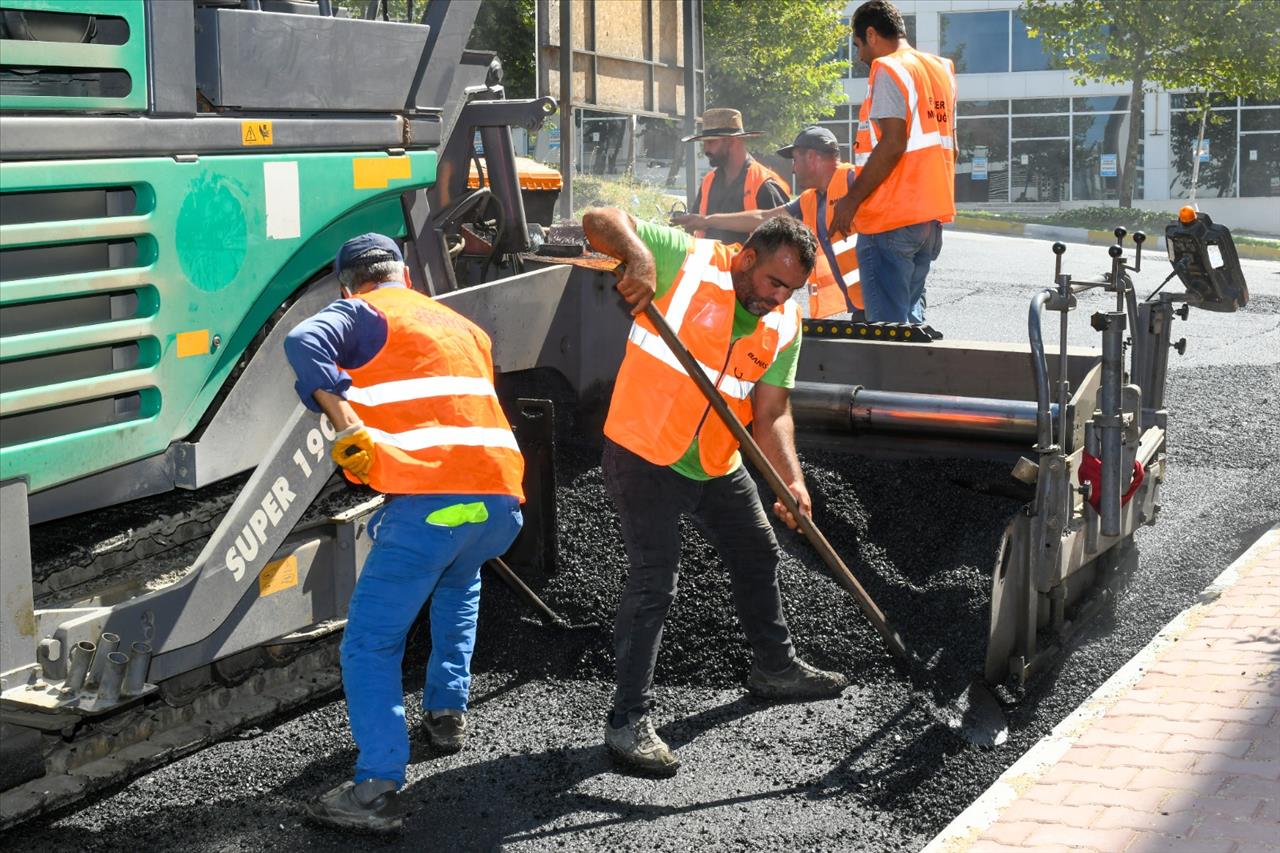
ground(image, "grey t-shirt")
xmin=869 ymin=65 xmax=908 ymax=122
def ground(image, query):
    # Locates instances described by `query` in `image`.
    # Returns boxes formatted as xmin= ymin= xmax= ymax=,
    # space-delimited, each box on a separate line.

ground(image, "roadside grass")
xmin=957 ymin=206 xmax=1279 ymax=249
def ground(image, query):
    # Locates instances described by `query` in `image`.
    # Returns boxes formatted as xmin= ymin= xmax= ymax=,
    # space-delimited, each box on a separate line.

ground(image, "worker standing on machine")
xmin=284 ymin=233 xmax=526 ymax=832
xmin=673 ymin=126 xmax=864 ymax=321
xmin=677 ymin=108 xmax=791 ymax=245
xmin=831 ymin=0 xmax=957 ymax=324
xmin=582 ymin=208 xmax=848 ymax=777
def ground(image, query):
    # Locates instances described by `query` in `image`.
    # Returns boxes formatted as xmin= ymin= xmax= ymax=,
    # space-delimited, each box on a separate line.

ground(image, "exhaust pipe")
xmin=97 ymin=652 xmax=128 ymax=703
xmin=124 ymin=642 xmax=153 ymax=696
xmin=65 ymin=640 xmax=95 ymax=694
xmin=86 ymin=632 xmax=120 ymax=687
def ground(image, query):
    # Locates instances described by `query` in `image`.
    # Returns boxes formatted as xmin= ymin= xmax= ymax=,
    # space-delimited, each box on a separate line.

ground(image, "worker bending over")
xmin=583 ymin=208 xmax=848 ymax=776
xmin=284 ymin=234 xmax=525 ymax=832
xmin=831 ymin=0 xmax=958 ymax=324
xmin=674 ymin=126 xmax=864 ymax=321
xmin=679 ymin=108 xmax=790 ymax=245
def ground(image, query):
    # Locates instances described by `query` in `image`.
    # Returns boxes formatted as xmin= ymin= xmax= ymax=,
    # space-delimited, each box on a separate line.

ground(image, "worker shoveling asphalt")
xmin=635 ymin=292 xmax=1007 ymax=749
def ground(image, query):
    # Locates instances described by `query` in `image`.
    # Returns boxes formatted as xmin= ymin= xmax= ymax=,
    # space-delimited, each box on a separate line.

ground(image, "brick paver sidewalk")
xmin=925 ymin=526 xmax=1280 ymax=853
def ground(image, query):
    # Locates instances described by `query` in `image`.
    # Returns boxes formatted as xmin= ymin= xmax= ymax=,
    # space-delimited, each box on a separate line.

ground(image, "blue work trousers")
xmin=856 ymin=220 xmax=943 ymax=324
xmin=341 ymin=492 xmax=522 ymax=786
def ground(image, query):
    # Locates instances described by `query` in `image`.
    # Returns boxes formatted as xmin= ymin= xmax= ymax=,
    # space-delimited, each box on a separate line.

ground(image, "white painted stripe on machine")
xmin=263 ymin=161 xmax=301 ymax=240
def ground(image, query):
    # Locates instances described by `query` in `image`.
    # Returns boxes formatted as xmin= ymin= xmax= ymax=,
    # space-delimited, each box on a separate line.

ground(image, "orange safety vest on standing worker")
xmin=605 ymin=239 xmax=801 ymax=476
xmin=695 ymin=160 xmax=789 ymax=239
xmin=853 ymin=47 xmax=957 ymax=235
xmin=797 ymin=162 xmax=862 ymax=318
xmin=341 ymin=286 xmax=525 ymax=500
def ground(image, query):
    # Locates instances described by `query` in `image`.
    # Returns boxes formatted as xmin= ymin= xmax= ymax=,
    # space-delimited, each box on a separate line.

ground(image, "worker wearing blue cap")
xmin=284 ymin=233 xmax=526 ymax=832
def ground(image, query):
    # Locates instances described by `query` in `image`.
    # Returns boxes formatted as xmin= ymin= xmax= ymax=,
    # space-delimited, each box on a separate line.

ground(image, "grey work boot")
xmin=424 ymin=709 xmax=468 ymax=753
xmin=306 ymin=779 xmax=402 ymax=833
xmin=604 ymin=714 xmax=681 ymax=776
xmin=747 ymin=657 xmax=849 ymax=700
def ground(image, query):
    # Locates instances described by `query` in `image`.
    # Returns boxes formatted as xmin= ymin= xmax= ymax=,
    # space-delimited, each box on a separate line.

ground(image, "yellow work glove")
xmin=331 ymin=424 xmax=375 ymax=481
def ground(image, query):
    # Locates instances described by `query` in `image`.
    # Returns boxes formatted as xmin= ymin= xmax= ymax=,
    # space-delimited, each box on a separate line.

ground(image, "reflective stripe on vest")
xmin=853 ymin=48 xmax=957 ymax=235
xmin=342 ymin=287 xmax=525 ymax=500
xmin=798 ymin=162 xmax=862 ymax=318
xmin=604 ymin=239 xmax=800 ymax=475
xmin=695 ymin=159 xmax=789 ymax=238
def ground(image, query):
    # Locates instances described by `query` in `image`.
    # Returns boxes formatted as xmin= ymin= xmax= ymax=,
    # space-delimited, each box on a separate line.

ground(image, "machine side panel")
xmin=0 ymin=150 xmax=436 ymax=494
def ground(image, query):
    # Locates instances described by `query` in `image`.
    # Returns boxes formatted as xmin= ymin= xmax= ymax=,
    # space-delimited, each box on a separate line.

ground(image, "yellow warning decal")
xmin=259 ymin=555 xmax=298 ymax=597
xmin=353 ymin=156 xmax=412 ymax=189
xmin=242 ymin=120 xmax=274 ymax=146
xmin=176 ymin=329 xmax=209 ymax=358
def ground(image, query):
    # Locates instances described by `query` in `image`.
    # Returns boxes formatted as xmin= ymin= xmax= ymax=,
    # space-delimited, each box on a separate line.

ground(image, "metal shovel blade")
xmin=944 ymin=678 xmax=1008 ymax=749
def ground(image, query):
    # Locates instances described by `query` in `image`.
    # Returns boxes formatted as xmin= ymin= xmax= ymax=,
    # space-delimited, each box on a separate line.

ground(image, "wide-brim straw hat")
xmin=681 ymin=108 xmax=765 ymax=143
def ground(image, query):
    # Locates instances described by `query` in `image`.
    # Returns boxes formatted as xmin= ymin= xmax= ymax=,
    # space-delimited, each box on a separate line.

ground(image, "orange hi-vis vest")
xmin=341 ymin=286 xmax=525 ymax=500
xmin=854 ymin=47 xmax=957 ymax=235
xmin=604 ymin=239 xmax=801 ymax=476
xmin=798 ymin=162 xmax=861 ymax=318
xmin=695 ymin=159 xmax=788 ymax=238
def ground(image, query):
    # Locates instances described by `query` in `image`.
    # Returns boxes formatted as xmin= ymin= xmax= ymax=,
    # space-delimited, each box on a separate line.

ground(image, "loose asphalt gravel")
xmin=5 ymin=231 xmax=1277 ymax=852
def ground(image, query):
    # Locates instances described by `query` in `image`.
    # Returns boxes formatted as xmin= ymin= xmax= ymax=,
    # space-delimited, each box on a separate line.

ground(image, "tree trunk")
xmin=1189 ymin=104 xmax=1209 ymax=204
xmin=1119 ymin=71 xmax=1144 ymax=209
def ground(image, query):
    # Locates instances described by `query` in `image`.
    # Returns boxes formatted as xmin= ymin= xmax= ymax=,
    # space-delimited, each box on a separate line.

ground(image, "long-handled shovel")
xmin=485 ymin=556 xmax=600 ymax=631
xmin=636 ymin=298 xmax=1007 ymax=748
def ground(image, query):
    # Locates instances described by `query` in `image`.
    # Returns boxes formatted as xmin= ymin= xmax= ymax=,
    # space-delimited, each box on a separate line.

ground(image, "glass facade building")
xmin=834 ymin=0 xmax=1279 ymax=208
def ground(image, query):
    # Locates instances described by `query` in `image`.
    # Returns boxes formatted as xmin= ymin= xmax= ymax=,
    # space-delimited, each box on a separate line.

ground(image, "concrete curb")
xmin=920 ymin=523 xmax=1280 ymax=853
xmin=949 ymin=216 xmax=1280 ymax=262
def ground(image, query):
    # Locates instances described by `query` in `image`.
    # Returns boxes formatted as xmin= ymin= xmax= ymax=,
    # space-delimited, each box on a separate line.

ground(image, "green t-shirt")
xmin=634 ymin=220 xmax=802 ymax=480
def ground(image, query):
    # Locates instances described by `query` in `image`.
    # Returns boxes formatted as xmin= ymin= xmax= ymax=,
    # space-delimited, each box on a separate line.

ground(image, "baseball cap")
xmin=776 ymin=126 xmax=839 ymax=158
xmin=333 ymin=232 xmax=403 ymax=277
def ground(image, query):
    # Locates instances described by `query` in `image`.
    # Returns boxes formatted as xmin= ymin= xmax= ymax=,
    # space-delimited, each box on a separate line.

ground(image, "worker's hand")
xmin=830 ymin=195 xmax=858 ymax=241
xmin=670 ymin=212 xmax=706 ymax=234
xmin=615 ymin=257 xmax=657 ymax=317
xmin=331 ymin=423 xmax=375 ymax=482
xmin=773 ymin=479 xmax=812 ymax=531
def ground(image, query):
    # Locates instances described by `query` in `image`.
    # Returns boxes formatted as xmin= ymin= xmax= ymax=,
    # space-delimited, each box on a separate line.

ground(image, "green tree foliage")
xmin=340 ymin=0 xmax=536 ymax=99
xmin=702 ymin=0 xmax=848 ymax=154
xmin=1020 ymin=0 xmax=1280 ymax=207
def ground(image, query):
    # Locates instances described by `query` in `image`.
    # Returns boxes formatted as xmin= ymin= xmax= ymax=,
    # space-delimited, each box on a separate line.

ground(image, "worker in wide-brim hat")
xmin=675 ymin=108 xmax=790 ymax=245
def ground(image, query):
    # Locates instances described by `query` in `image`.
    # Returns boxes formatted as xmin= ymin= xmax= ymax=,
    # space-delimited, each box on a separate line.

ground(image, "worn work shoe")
xmin=604 ymin=715 xmax=681 ymax=776
xmin=747 ymin=657 xmax=849 ymax=700
xmin=306 ymin=779 xmax=402 ymax=833
xmin=424 ymin=709 xmax=468 ymax=753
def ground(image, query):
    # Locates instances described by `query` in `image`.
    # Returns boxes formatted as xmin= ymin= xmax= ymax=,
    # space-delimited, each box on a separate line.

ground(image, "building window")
xmin=954 ymin=96 xmax=1146 ymax=203
xmin=940 ymin=11 xmax=1010 ymax=75
xmin=1169 ymin=101 xmax=1238 ymax=198
xmin=850 ymin=15 xmax=916 ymax=79
xmin=955 ymin=116 xmax=1009 ymax=203
xmin=1011 ymin=11 xmax=1057 ymax=72
xmin=1072 ymin=105 xmax=1141 ymax=201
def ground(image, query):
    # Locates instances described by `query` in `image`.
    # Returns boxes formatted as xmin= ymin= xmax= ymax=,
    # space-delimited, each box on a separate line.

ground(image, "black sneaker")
xmin=306 ymin=779 xmax=402 ymax=833
xmin=604 ymin=714 xmax=680 ymax=776
xmin=746 ymin=658 xmax=848 ymax=700
xmin=424 ymin=709 xmax=467 ymax=753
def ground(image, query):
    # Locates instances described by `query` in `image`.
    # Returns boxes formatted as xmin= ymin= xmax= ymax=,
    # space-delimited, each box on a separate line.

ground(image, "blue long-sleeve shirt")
xmin=282 ymin=282 xmax=402 ymax=412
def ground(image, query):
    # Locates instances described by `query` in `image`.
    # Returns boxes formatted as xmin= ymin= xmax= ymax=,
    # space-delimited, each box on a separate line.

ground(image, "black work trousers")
xmin=602 ymin=438 xmax=796 ymax=721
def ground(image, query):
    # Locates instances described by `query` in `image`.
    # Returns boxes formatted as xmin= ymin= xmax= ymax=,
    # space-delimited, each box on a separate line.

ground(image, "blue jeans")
xmin=856 ymin=220 xmax=943 ymax=324
xmin=341 ymin=493 xmax=522 ymax=786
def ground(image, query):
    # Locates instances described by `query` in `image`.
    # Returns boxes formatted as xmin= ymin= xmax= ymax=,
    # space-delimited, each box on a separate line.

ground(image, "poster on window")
xmin=972 ymin=156 xmax=988 ymax=180
xmin=1100 ymin=154 xmax=1117 ymax=177
xmin=1197 ymin=139 xmax=1210 ymax=162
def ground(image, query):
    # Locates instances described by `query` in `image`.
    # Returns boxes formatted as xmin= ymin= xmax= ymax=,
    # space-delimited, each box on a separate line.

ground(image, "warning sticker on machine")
xmin=259 ymin=555 xmax=298 ymax=596
xmin=242 ymin=121 xmax=274 ymax=146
